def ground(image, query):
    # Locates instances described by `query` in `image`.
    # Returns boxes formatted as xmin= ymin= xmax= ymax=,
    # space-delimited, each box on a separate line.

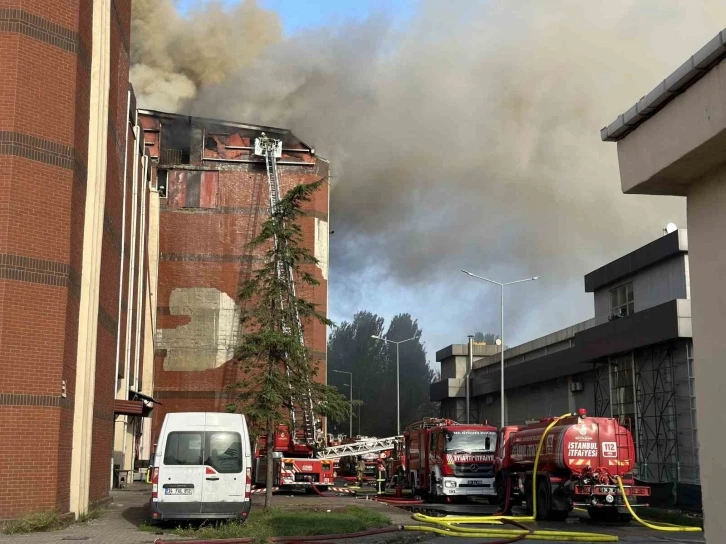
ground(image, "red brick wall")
xmin=0 ymin=0 xmax=91 ymax=519
xmin=143 ymin=114 xmax=329 ymax=444
xmin=0 ymin=0 xmax=138 ymax=518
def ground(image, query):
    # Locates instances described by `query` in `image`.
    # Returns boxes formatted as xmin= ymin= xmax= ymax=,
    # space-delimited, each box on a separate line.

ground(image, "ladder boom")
xmin=316 ymin=436 xmax=403 ymax=459
xmin=256 ymin=134 xmax=318 ymax=445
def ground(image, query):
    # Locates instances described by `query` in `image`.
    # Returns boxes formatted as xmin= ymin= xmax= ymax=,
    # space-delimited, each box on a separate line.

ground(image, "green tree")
xmin=327 ymin=311 xmax=389 ymax=436
xmin=228 ymin=179 xmax=349 ymax=509
xmin=384 ymin=314 xmax=438 ymax=428
xmin=328 ymin=312 xmax=439 ymax=437
xmin=474 ymin=332 xmax=499 ymax=344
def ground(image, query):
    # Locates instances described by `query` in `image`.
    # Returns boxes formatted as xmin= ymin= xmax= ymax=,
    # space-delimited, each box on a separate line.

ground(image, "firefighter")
xmin=356 ymin=456 xmax=366 ymax=486
xmin=376 ymin=457 xmax=387 ymax=495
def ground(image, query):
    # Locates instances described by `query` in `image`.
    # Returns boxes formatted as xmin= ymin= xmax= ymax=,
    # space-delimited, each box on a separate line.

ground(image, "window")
xmin=610 ymin=282 xmax=634 ymax=317
xmin=164 ymin=432 xmax=203 ymax=466
xmin=164 ymin=431 xmax=242 ymax=473
xmin=609 ymin=353 xmax=637 ymax=432
xmin=206 ymin=432 xmax=242 ymax=474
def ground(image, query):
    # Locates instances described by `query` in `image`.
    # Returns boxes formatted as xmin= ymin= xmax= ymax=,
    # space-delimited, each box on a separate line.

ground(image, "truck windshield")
xmin=445 ymin=431 xmax=497 ymax=453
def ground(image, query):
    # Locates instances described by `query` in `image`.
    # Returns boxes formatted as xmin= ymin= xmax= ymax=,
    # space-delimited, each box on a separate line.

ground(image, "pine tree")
xmin=228 ymin=179 xmax=348 ymax=509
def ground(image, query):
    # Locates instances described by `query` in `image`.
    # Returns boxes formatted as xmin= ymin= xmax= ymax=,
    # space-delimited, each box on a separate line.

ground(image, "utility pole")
xmin=467 ymin=335 xmax=474 ymax=424
xmin=461 ymin=270 xmax=539 ymax=427
xmin=372 ymin=335 xmax=419 ymax=435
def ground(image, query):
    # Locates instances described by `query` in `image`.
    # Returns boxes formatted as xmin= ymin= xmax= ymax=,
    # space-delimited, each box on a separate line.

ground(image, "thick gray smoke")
xmin=131 ymin=0 xmax=726 ymax=346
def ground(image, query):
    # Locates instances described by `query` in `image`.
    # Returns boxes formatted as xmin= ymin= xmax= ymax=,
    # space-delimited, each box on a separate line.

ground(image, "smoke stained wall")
xmin=131 ymin=0 xmax=726 ymax=346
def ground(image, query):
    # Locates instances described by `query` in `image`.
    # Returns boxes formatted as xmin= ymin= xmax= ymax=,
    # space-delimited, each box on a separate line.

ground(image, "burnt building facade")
xmin=138 ymin=111 xmax=330 ymax=443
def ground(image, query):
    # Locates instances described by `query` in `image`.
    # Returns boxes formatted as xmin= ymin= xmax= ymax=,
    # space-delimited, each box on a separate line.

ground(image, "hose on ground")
xmin=615 ymin=476 xmax=702 ymax=533
xmin=397 ymin=413 xmax=618 ymax=542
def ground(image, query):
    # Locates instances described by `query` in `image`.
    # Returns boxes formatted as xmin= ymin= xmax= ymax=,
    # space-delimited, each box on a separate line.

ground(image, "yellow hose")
xmin=402 ymin=413 xmax=619 ymax=541
xmin=615 ymin=476 xmax=702 ymax=533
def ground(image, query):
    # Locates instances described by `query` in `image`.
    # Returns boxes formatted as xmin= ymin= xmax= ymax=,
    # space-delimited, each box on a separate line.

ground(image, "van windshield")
xmin=164 ymin=431 xmax=242 ymax=473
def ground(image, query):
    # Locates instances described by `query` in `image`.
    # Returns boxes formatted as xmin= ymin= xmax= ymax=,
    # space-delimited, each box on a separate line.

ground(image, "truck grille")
xmin=452 ymin=464 xmax=494 ymax=478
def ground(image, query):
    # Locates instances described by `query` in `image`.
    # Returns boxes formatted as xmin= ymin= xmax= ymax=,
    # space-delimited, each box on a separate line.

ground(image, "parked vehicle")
xmin=150 ymin=412 xmax=252 ymax=522
xmin=405 ymin=418 xmax=498 ymax=500
xmin=495 ymin=409 xmax=651 ymax=522
xmin=254 ymin=424 xmax=334 ymax=491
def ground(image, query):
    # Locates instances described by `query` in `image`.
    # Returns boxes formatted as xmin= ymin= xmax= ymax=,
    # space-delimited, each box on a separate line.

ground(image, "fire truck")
xmin=495 ymin=409 xmax=651 ymax=522
xmin=253 ymin=424 xmax=335 ymax=491
xmin=405 ymin=418 xmax=499 ymax=500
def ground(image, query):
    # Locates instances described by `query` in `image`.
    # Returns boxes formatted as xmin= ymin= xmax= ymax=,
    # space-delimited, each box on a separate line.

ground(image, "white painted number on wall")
xmin=602 ymin=442 xmax=617 ymax=458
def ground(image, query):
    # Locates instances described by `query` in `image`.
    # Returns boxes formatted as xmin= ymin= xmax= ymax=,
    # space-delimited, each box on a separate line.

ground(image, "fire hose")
xmin=615 ymin=475 xmax=702 ymax=533
xmin=402 ymin=413 xmax=619 ymax=542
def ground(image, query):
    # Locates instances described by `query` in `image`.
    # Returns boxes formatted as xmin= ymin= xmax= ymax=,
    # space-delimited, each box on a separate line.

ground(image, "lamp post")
xmin=331 ymin=369 xmax=353 ymax=438
xmin=343 ymin=384 xmax=361 ymax=435
xmin=461 ymin=270 xmax=539 ymax=427
xmin=371 ymin=334 xmax=419 ymax=435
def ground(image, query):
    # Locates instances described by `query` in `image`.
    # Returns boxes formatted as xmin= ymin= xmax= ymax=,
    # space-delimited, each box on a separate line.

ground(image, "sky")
xmin=176 ymin=0 xmax=416 ymax=35
xmin=152 ymin=1 xmax=725 ymax=370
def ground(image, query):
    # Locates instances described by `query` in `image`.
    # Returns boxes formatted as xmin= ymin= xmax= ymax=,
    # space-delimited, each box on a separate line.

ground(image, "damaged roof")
xmin=137 ymin=108 xmax=314 ymax=152
xmin=601 ymin=28 xmax=726 ymax=142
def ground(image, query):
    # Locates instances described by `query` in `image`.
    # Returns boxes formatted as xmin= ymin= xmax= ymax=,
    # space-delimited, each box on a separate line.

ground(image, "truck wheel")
xmin=536 ymin=480 xmax=551 ymax=521
xmin=617 ymin=513 xmax=633 ymax=523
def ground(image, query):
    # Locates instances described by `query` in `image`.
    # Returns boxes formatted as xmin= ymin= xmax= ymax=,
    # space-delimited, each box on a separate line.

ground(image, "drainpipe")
xmin=122 ymin=113 xmax=141 ymax=468
xmin=133 ymin=154 xmax=148 ymax=394
xmin=467 ymin=335 xmax=473 ymax=424
xmin=114 ymin=89 xmax=131 ymax=390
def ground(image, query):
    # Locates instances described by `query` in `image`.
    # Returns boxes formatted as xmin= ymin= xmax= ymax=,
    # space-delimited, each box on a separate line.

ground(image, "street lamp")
xmin=331 ymin=370 xmax=353 ymax=438
xmin=343 ymin=384 xmax=361 ymax=435
xmin=461 ymin=270 xmax=539 ymax=427
xmin=371 ymin=334 xmax=419 ymax=435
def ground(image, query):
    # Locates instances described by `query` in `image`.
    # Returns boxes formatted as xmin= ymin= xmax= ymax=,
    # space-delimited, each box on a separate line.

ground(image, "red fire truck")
xmin=495 ymin=409 xmax=650 ymax=522
xmin=405 ymin=418 xmax=498 ymax=500
xmin=253 ymin=424 xmax=334 ymax=491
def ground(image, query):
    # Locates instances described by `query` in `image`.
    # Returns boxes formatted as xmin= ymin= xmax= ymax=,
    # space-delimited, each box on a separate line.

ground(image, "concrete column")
xmin=686 ymin=163 xmax=726 ymax=538
xmin=69 ymin=0 xmax=111 ymax=517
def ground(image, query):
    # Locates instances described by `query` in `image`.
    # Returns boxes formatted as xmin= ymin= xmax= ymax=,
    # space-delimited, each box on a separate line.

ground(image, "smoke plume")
xmin=131 ymin=0 xmax=726 ymax=346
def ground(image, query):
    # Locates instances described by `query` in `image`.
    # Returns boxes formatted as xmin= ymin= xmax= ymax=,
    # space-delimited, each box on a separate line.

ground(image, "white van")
xmin=150 ymin=412 xmax=252 ymax=522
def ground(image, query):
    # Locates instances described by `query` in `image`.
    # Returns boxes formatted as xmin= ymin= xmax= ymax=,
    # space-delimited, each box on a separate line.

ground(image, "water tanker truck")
xmin=495 ymin=409 xmax=650 ymax=522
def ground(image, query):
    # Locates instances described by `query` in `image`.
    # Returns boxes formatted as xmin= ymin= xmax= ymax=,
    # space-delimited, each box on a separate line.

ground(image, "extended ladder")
xmin=316 ymin=436 xmax=403 ymax=459
xmin=255 ymin=134 xmax=318 ymax=445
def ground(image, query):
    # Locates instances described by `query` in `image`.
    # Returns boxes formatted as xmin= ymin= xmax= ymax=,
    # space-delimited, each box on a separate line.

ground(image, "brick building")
xmin=137 ymin=111 xmax=330 ymax=446
xmin=0 ymin=0 xmax=155 ymax=519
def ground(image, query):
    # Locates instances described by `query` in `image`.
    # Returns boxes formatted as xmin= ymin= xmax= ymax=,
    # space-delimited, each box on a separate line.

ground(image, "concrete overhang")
xmin=430 ymin=378 xmax=465 ymax=402
xmin=584 ymin=229 xmax=687 ymax=292
xmin=463 ymin=299 xmax=690 ymax=399
xmin=600 ymin=29 xmax=726 ymax=196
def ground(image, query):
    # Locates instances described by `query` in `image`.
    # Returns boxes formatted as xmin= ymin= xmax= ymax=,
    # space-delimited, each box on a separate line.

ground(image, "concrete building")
xmin=600 ymin=26 xmax=726 ymax=538
xmin=138 ymin=111 xmax=330 ymax=445
xmin=431 ymin=229 xmax=700 ymax=507
xmin=0 ymin=0 xmax=156 ymax=520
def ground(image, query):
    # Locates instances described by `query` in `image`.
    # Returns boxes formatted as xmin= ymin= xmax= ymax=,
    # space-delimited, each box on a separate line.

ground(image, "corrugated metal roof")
xmin=601 ymin=28 xmax=726 ymax=142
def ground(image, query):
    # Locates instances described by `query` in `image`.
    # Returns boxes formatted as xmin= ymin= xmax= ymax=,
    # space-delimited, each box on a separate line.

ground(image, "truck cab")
xmin=428 ymin=425 xmax=498 ymax=498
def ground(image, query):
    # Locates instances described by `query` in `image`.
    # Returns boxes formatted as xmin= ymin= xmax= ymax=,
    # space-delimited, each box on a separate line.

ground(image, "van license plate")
xmin=165 ymin=488 xmax=192 ymax=495
xmin=467 ymin=480 xmax=483 ymax=485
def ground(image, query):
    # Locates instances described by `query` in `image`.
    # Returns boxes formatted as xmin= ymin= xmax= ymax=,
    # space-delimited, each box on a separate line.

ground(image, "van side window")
xmin=206 ymin=432 xmax=242 ymax=473
xmin=164 ymin=432 xmax=203 ymax=466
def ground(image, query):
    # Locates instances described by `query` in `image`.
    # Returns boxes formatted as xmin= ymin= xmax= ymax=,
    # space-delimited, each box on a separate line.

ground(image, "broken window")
xmin=610 ymin=282 xmax=634 ymax=317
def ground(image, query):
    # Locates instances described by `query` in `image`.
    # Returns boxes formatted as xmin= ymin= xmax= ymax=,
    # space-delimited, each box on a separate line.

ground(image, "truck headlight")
xmin=445 ymin=481 xmax=456 ymax=488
